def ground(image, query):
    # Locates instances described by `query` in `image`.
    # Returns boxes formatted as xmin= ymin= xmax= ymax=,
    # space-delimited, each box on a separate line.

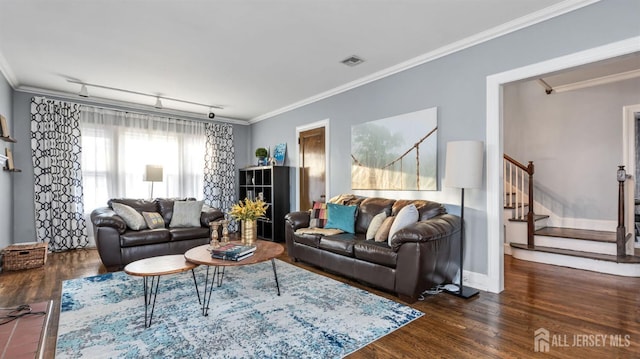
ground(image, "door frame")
xmin=486 ymin=36 xmax=640 ymax=293
xmin=623 ymin=103 xmax=640 ymax=254
xmin=295 ymin=119 xmax=331 ymax=211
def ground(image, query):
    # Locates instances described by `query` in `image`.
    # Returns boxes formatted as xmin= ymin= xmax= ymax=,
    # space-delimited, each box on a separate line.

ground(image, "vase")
xmin=241 ymin=220 xmax=257 ymax=245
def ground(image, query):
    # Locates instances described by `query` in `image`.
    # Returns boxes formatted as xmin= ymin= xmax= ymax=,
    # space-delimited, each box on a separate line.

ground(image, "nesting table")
xmin=184 ymin=240 xmax=284 ymax=316
xmin=124 ymin=254 xmax=201 ymax=328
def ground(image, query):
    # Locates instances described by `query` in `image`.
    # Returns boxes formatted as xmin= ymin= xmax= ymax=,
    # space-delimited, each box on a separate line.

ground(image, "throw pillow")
xmin=388 ymin=204 xmax=419 ymax=246
xmin=366 ymin=211 xmax=387 ymax=240
xmin=169 ymin=200 xmax=204 ymax=228
xmin=309 ymin=201 xmax=328 ymax=228
xmin=323 ymin=203 xmax=357 ymax=234
xmin=374 ymin=216 xmax=395 ymax=243
xmin=112 ymin=202 xmax=147 ymax=230
xmin=142 ymin=211 xmax=165 ymax=229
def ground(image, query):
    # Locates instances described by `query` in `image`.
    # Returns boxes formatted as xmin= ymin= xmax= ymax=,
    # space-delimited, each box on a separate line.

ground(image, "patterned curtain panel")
xmin=203 ymin=123 xmax=236 ymax=230
xmin=31 ymin=97 xmax=88 ymax=251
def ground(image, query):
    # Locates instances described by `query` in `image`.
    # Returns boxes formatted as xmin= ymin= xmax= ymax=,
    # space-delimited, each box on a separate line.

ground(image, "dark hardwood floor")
xmin=1 ymin=246 xmax=639 ymax=358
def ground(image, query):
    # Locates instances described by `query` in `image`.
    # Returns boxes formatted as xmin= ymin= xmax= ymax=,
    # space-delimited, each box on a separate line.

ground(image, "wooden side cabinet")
xmin=239 ymin=166 xmax=290 ymax=242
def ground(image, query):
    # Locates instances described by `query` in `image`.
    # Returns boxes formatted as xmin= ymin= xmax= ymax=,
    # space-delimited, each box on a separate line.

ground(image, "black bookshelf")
xmin=239 ymin=166 xmax=290 ymax=242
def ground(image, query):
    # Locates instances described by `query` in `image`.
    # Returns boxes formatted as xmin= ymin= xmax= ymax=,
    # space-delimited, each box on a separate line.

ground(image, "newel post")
xmin=616 ymin=165 xmax=626 ymax=257
xmin=527 ymin=161 xmax=535 ymax=248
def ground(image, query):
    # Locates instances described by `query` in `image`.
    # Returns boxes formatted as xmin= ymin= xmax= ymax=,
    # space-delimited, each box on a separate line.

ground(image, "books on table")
xmin=210 ymin=243 xmax=257 ymax=261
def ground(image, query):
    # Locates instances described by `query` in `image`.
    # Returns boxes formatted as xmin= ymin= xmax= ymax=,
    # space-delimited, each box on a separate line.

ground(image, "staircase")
xmin=503 ymin=155 xmax=640 ymax=277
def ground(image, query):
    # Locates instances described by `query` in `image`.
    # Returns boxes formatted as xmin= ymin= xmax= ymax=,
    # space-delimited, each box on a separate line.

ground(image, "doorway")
xmin=296 ymin=119 xmax=330 ymax=211
xmin=486 ymin=37 xmax=640 ymax=294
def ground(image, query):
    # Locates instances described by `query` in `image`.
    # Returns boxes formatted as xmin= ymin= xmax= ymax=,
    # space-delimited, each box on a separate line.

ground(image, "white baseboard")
xmin=463 ymin=270 xmax=489 ymax=292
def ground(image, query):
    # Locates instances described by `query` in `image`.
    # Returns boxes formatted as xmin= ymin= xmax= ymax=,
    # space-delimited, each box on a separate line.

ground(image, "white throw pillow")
xmin=388 ymin=204 xmax=418 ymax=246
xmin=366 ymin=212 xmax=387 ymax=240
xmin=112 ymin=202 xmax=148 ymax=230
xmin=170 ymin=200 xmax=204 ymax=227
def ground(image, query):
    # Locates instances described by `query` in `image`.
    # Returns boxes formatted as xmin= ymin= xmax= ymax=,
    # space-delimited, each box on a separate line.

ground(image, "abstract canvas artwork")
xmin=351 ymin=107 xmax=438 ymax=190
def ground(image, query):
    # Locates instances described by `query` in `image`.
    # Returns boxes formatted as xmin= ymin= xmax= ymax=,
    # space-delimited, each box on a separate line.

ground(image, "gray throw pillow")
xmin=112 ymin=202 xmax=148 ymax=230
xmin=170 ymin=200 xmax=204 ymax=228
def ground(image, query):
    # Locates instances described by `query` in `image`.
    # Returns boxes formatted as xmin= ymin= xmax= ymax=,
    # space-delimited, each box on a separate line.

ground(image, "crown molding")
xmin=16 ymin=86 xmax=249 ymax=126
xmin=249 ymin=0 xmax=601 ymax=124
xmin=551 ymin=68 xmax=640 ymax=93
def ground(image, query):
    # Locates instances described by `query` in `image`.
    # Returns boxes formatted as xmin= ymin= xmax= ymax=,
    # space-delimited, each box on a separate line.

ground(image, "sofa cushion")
xmin=111 ymin=203 xmax=148 ymax=230
xmin=389 ymin=204 xmax=419 ymax=245
xmin=318 ymin=235 xmax=357 ymax=256
xmin=355 ymin=197 xmax=395 ymax=234
xmin=170 ymin=227 xmax=209 ymax=241
xmin=354 ymin=241 xmax=398 ymax=268
xmin=120 ymin=229 xmax=170 ymax=247
xmin=392 ymin=199 xmax=445 ymax=220
xmin=142 ymin=211 xmax=165 ymax=229
xmin=109 ymin=198 xmax=157 ymax=213
xmin=375 ymin=216 xmax=395 ymax=243
xmin=324 ymin=203 xmax=357 ymax=233
xmin=294 ymin=233 xmax=322 ymax=248
xmin=309 ymin=201 xmax=328 ymax=228
xmin=170 ymin=200 xmax=204 ymax=227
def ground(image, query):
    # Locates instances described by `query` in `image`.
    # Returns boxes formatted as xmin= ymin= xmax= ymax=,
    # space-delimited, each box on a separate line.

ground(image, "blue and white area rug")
xmin=56 ymin=259 xmax=423 ymax=358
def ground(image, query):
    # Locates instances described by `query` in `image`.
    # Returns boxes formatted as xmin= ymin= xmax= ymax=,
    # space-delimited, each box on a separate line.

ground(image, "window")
xmin=80 ymin=108 xmax=205 ymax=212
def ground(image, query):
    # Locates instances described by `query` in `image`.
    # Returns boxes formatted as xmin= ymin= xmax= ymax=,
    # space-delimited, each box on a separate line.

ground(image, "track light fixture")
xmin=78 ymin=85 xmax=89 ymax=97
xmin=68 ymin=80 xmax=223 ymax=118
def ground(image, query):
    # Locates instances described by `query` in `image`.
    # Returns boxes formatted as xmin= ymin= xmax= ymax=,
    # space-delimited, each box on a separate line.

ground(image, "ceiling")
xmin=0 ymin=0 xmax=585 ymax=122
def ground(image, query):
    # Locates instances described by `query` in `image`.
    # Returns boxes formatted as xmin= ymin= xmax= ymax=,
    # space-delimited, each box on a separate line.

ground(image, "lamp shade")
xmin=444 ymin=141 xmax=484 ymax=189
xmin=143 ymin=165 xmax=163 ymax=182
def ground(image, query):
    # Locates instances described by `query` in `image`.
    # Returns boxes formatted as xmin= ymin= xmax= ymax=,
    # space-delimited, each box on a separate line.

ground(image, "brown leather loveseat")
xmin=91 ymin=198 xmax=223 ymax=271
xmin=285 ymin=195 xmax=461 ymax=302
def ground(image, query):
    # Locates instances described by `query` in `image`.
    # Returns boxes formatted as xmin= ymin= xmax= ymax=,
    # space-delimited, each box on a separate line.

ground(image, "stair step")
xmin=508 ymin=214 xmax=549 ymax=223
xmin=510 ymin=243 xmax=640 ymax=263
xmin=534 ymin=227 xmax=616 ymax=243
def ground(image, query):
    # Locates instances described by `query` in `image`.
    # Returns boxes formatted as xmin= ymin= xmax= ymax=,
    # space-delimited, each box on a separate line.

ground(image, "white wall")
xmin=504 ymin=77 xmax=640 ymax=226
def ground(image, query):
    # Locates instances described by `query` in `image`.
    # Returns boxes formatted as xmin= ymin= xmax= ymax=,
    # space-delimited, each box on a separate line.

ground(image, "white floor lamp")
xmin=144 ymin=165 xmax=163 ymax=199
xmin=444 ymin=140 xmax=484 ymax=298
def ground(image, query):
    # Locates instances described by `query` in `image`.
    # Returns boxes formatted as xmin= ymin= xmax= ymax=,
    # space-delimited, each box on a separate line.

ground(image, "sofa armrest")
xmin=200 ymin=207 xmax=224 ymax=227
xmin=91 ymin=207 xmax=127 ymax=234
xmin=284 ymin=211 xmax=310 ymax=230
xmin=390 ymin=214 xmax=461 ymax=252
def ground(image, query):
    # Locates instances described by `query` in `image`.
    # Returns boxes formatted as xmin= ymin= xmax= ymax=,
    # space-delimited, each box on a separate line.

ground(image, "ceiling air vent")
xmin=341 ymin=55 xmax=365 ymax=67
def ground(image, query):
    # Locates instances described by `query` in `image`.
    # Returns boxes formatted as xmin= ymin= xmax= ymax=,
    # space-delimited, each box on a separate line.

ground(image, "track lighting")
xmin=78 ymin=85 xmax=89 ymax=97
xmin=67 ymin=80 xmax=223 ymax=117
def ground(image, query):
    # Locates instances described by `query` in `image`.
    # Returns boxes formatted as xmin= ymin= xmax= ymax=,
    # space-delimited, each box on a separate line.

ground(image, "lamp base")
xmin=444 ymin=285 xmax=479 ymax=299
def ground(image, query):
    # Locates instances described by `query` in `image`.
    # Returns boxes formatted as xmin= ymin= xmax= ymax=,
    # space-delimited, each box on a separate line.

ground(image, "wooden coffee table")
xmin=184 ymin=240 xmax=284 ymax=316
xmin=124 ymin=254 xmax=200 ymax=328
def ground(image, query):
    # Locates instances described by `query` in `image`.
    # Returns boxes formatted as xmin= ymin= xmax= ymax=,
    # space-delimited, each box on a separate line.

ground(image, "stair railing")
xmin=504 ymin=154 xmax=535 ymax=247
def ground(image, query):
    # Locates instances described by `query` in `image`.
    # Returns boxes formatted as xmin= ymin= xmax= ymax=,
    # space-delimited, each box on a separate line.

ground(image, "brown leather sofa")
xmin=90 ymin=198 xmax=224 ymax=271
xmin=285 ymin=195 xmax=461 ymax=303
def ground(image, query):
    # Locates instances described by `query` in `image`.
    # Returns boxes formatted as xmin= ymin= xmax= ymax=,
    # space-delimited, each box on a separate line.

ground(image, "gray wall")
xmin=0 ymin=73 xmax=13 ymax=250
xmin=504 ymin=77 xmax=640 ymax=221
xmin=249 ymin=0 xmax=640 ymax=274
xmin=11 ymin=90 xmax=250 ymax=244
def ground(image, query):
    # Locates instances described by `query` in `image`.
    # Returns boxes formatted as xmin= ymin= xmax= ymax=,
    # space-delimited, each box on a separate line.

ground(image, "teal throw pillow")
xmin=324 ymin=203 xmax=357 ymax=234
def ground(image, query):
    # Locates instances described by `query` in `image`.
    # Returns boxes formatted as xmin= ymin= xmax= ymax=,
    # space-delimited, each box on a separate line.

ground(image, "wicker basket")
xmin=2 ymin=242 xmax=48 ymax=271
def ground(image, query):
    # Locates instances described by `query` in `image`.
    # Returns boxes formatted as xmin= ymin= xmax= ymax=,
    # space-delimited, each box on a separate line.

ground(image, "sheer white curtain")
xmin=80 ymin=107 xmax=206 ymax=241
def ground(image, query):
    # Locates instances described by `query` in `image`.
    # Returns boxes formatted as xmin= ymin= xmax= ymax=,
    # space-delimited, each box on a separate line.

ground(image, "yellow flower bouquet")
xmin=229 ymin=197 xmax=268 ymax=221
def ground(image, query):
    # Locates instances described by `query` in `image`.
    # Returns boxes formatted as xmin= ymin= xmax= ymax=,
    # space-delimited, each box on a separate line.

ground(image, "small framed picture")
xmin=274 ymin=143 xmax=286 ymax=166
xmin=0 ymin=115 xmax=8 ymax=138
xmin=5 ymin=148 xmax=14 ymax=170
